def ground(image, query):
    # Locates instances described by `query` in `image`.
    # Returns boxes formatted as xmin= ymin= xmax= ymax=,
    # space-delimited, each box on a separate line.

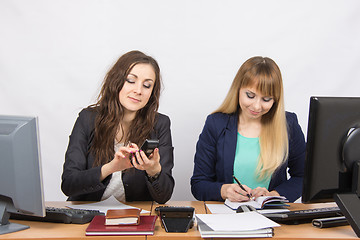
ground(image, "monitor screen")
xmin=302 ymin=96 xmax=360 ymax=203
xmin=0 ymin=115 xmax=45 ymax=235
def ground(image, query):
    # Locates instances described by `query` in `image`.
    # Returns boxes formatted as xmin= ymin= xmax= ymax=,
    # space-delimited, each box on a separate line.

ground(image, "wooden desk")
xmin=1 ymin=201 xmax=359 ymax=240
xmin=273 ymin=203 xmax=358 ymax=240
xmin=204 ymin=201 xmax=358 ymax=240
xmin=1 ymin=201 xmax=152 ymax=240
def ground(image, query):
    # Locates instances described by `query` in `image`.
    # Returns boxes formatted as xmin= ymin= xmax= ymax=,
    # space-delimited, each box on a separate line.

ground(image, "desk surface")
xmin=205 ymin=201 xmax=358 ymax=240
xmin=1 ymin=201 xmax=358 ymax=240
xmin=1 ymin=201 xmax=152 ymax=240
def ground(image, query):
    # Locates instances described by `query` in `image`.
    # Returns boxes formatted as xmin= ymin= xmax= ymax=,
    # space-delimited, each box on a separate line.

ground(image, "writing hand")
xmin=221 ymin=183 xmax=252 ymax=202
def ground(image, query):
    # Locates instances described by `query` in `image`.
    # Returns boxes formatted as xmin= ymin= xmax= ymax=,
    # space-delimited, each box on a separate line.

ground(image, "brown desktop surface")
xmin=1 ymin=201 xmax=359 ymax=240
xmin=273 ymin=202 xmax=357 ymax=240
xmin=1 ymin=201 xmax=151 ymax=240
xmin=205 ymin=201 xmax=358 ymax=240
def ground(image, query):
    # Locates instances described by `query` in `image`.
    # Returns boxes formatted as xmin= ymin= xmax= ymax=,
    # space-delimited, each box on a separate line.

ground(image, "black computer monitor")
xmin=0 ymin=115 xmax=45 ymax=235
xmin=302 ymin=96 xmax=360 ymax=237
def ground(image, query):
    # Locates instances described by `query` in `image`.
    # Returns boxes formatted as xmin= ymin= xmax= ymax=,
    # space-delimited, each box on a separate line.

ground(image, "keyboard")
xmin=263 ymin=206 xmax=343 ymax=224
xmin=10 ymin=207 xmax=104 ymax=224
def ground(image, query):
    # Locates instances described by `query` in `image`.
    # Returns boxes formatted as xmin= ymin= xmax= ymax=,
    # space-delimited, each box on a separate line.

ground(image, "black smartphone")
xmin=140 ymin=139 xmax=159 ymax=157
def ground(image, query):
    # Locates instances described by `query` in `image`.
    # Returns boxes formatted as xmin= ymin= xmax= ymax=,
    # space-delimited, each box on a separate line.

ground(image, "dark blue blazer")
xmin=191 ymin=111 xmax=305 ymax=202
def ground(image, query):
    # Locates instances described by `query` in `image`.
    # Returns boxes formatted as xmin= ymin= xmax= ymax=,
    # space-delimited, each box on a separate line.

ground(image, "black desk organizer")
xmin=155 ymin=206 xmax=195 ymax=233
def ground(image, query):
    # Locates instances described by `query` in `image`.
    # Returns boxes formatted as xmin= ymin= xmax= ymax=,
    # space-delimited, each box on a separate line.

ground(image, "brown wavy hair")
xmin=90 ymin=50 xmax=161 ymax=167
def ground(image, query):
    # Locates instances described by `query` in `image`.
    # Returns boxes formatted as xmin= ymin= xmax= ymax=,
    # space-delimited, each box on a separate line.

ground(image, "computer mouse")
xmin=236 ymin=205 xmax=257 ymax=213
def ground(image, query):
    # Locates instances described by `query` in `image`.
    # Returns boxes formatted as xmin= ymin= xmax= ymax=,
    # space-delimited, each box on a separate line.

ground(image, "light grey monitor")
xmin=0 ymin=115 xmax=45 ymax=235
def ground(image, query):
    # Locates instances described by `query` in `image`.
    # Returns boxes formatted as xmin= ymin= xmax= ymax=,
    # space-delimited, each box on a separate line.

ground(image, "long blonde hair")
xmin=214 ymin=56 xmax=289 ymax=180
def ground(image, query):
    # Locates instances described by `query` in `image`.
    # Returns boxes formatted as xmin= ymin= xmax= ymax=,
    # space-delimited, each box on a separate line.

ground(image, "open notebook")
xmin=225 ymin=196 xmax=289 ymax=210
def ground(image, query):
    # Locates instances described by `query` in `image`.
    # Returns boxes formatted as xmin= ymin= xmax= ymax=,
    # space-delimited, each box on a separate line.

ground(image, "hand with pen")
xmin=220 ymin=175 xmax=280 ymax=202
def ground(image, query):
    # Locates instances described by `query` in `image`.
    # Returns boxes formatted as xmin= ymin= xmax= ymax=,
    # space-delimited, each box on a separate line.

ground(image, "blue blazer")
xmin=191 ymin=111 xmax=305 ymax=202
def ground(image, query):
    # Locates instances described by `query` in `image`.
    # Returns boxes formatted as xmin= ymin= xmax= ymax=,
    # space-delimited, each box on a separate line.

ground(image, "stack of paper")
xmin=196 ymin=211 xmax=280 ymax=238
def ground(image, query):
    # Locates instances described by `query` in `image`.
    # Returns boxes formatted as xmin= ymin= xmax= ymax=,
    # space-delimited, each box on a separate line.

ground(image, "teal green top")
xmin=233 ymin=133 xmax=271 ymax=189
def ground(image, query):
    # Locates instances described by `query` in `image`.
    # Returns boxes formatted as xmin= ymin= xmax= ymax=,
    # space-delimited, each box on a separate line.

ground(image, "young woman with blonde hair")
xmin=191 ymin=56 xmax=305 ymax=202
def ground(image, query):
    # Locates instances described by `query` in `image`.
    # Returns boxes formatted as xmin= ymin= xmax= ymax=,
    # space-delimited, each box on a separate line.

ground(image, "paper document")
xmin=67 ymin=196 xmax=150 ymax=214
xmin=196 ymin=211 xmax=280 ymax=231
xmin=206 ymin=204 xmax=235 ymax=214
xmin=197 ymin=217 xmax=274 ymax=238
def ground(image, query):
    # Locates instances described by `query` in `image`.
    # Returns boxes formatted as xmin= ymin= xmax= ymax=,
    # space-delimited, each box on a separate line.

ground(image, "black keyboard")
xmin=263 ymin=206 xmax=343 ymax=224
xmin=10 ymin=207 xmax=104 ymax=224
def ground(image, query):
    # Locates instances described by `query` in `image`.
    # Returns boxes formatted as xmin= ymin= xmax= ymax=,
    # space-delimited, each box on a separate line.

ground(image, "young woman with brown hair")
xmin=61 ymin=50 xmax=174 ymax=204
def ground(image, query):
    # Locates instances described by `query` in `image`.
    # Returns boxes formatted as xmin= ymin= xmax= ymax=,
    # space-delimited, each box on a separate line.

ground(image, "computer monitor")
xmin=0 ymin=115 xmax=45 ymax=235
xmin=302 ymin=96 xmax=360 ymax=237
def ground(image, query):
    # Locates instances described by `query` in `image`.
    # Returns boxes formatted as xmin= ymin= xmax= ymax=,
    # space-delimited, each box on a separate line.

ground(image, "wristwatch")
xmin=147 ymin=172 xmax=160 ymax=183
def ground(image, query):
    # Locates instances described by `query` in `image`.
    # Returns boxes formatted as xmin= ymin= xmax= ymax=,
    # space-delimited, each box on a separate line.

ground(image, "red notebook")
xmin=86 ymin=215 xmax=157 ymax=236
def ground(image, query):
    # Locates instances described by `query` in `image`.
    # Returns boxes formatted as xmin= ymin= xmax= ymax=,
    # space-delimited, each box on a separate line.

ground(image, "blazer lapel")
xmin=223 ymin=113 xmax=238 ymax=183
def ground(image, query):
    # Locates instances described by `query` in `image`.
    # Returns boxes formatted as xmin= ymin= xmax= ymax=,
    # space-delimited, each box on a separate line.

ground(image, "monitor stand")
xmin=335 ymin=162 xmax=360 ymax=237
xmin=0 ymin=202 xmax=29 ymax=235
xmin=334 ymin=193 xmax=360 ymax=237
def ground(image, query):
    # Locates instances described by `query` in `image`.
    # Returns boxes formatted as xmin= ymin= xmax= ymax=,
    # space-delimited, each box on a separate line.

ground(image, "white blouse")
xmin=101 ymin=142 xmax=126 ymax=202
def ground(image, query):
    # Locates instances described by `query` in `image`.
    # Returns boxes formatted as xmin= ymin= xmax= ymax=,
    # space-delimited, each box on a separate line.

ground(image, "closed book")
xmin=86 ymin=215 xmax=157 ymax=236
xmin=105 ymin=208 xmax=141 ymax=225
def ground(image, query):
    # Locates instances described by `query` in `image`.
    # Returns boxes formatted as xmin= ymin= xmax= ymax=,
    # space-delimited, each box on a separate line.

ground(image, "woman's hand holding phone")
xmin=132 ymin=147 xmax=161 ymax=177
xmin=101 ymin=139 xmax=161 ymax=181
xmin=128 ymin=139 xmax=161 ymax=177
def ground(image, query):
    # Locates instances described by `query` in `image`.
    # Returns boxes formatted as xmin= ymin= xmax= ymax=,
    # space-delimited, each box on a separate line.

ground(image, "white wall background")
xmin=1 ymin=0 xmax=360 ymax=201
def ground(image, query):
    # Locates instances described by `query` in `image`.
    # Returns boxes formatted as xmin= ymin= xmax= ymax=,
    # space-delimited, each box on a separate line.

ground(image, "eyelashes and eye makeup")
xmin=126 ymin=78 xmax=153 ymax=89
xmin=126 ymin=78 xmax=135 ymax=84
xmin=262 ymin=97 xmax=273 ymax=102
xmin=246 ymin=92 xmax=255 ymax=99
xmin=143 ymin=81 xmax=153 ymax=89
xmin=245 ymin=91 xmax=273 ymax=102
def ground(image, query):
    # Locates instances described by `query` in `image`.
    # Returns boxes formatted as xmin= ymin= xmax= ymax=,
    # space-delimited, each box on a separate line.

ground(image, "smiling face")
xmin=119 ymin=63 xmax=156 ymax=116
xmin=239 ymin=86 xmax=274 ymax=121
